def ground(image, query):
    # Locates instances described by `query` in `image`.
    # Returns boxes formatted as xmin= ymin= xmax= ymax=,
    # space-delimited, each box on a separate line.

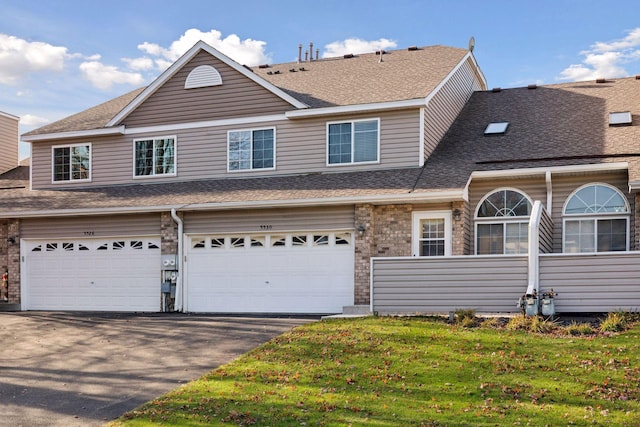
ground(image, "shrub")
xmin=454 ymin=309 xmax=477 ymax=328
xmin=564 ymin=321 xmax=594 ymax=336
xmin=529 ymin=316 xmax=559 ymax=334
xmin=506 ymin=315 xmax=531 ymax=331
xmin=599 ymin=311 xmax=629 ymax=333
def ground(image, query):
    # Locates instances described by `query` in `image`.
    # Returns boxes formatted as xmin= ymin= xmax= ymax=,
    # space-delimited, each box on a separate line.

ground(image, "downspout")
xmin=521 ymin=200 xmax=543 ymax=315
xmin=170 ymin=208 xmax=184 ymax=312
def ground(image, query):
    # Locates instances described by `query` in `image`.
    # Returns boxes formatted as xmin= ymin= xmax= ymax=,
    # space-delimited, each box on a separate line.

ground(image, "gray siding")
xmin=0 ymin=113 xmax=18 ymax=174
xmin=30 ymin=110 xmax=421 ymax=189
xmin=371 ymin=256 xmax=527 ymax=314
xmin=184 ymin=206 xmax=355 ymax=234
xmin=20 ymin=213 xmax=161 ymax=239
xmin=539 ymin=253 xmax=640 ymax=312
xmin=122 ymin=50 xmax=294 ymax=127
xmin=423 ymin=57 xmax=484 ymax=161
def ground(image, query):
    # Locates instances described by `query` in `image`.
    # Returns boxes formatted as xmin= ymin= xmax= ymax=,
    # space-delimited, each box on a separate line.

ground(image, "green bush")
xmin=599 ymin=311 xmax=629 ymax=333
xmin=454 ymin=309 xmax=477 ymax=328
xmin=564 ymin=321 xmax=594 ymax=336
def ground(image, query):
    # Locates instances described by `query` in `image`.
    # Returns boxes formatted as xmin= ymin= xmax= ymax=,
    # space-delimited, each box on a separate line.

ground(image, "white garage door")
xmin=185 ymin=231 xmax=354 ymax=313
xmin=24 ymin=238 xmax=161 ymax=311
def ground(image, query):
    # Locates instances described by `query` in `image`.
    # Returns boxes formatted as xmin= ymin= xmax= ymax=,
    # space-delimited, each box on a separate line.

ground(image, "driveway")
xmin=0 ymin=312 xmax=314 ymax=427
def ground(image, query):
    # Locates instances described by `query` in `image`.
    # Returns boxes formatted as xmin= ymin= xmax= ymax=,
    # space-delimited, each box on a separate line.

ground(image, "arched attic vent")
xmin=184 ymin=65 xmax=223 ymax=89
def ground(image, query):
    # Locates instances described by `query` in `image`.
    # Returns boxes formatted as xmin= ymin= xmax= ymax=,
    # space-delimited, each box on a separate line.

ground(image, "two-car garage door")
xmin=185 ymin=231 xmax=354 ymax=313
xmin=23 ymin=238 xmax=161 ymax=311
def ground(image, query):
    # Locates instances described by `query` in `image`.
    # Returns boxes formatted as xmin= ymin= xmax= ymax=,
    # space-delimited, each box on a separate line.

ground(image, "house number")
xmin=83 ymin=231 xmax=95 ymax=236
xmin=259 ymin=225 xmax=273 ymax=230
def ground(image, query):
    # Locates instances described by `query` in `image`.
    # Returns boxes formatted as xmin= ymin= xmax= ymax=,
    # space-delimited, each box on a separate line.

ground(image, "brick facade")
xmin=160 ymin=211 xmax=180 ymax=255
xmin=6 ymin=219 xmax=20 ymax=304
xmin=353 ymin=203 xmax=464 ymax=304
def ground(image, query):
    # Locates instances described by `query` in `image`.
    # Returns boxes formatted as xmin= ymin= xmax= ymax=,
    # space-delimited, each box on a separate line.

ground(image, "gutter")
xmin=170 ymin=208 xmax=184 ymax=312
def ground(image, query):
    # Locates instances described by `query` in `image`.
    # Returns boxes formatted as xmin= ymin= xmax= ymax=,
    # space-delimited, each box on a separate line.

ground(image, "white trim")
xmin=467 ymin=51 xmax=488 ymax=90
xmin=107 ymin=41 xmax=307 ymax=127
xmin=526 ymin=200 xmax=544 ymax=295
xmin=326 ymin=118 xmax=380 ymax=166
xmin=226 ymin=127 xmax=276 ymax=172
xmin=418 ymin=107 xmax=425 ymax=166
xmin=545 ymin=170 xmax=552 ymax=215
xmin=22 ymin=126 xmax=125 ymax=142
xmin=474 ymin=187 xmax=533 ymax=219
xmin=1 ymin=190 xmax=466 ymax=219
xmin=286 ymin=99 xmax=425 ymax=119
xmin=411 ymin=210 xmax=452 ymax=257
xmin=0 ymin=111 xmax=19 ymax=121
xmin=51 ymin=142 xmax=92 ymax=184
xmin=562 ymin=182 xmax=630 ymax=216
xmin=132 ymin=135 xmax=177 ymax=179
xmin=124 ymin=114 xmax=286 ymax=135
xmin=470 ymin=162 xmax=629 ymax=180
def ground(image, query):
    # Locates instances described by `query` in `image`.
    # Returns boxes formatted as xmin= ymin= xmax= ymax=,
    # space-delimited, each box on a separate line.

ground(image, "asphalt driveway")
xmin=0 ymin=312 xmax=314 ymax=427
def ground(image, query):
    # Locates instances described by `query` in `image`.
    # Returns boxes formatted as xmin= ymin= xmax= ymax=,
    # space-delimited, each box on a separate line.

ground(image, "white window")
xmin=52 ymin=143 xmax=91 ymax=182
xmin=412 ymin=211 xmax=452 ymax=256
xmin=134 ymin=136 xmax=176 ymax=177
xmin=228 ymin=128 xmax=275 ymax=171
xmin=475 ymin=189 xmax=532 ymax=255
xmin=563 ymin=183 xmax=629 ymax=253
xmin=327 ymin=118 xmax=379 ymax=165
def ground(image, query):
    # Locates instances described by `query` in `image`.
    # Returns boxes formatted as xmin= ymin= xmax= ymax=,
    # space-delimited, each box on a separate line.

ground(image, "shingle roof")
xmin=416 ymin=77 xmax=640 ymax=190
xmin=25 ymin=45 xmax=469 ymax=136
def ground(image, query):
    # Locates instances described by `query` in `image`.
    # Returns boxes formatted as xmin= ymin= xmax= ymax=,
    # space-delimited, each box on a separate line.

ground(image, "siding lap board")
xmin=20 ymin=213 xmax=161 ymax=239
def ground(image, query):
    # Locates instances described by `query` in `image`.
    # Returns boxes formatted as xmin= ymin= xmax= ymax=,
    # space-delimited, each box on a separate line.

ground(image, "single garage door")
xmin=185 ymin=231 xmax=354 ymax=313
xmin=23 ymin=237 xmax=161 ymax=311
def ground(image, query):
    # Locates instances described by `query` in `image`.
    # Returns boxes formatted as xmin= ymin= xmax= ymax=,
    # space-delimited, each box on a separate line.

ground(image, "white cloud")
xmin=122 ymin=56 xmax=154 ymax=71
xmin=322 ymin=38 xmax=398 ymax=58
xmin=79 ymin=61 xmax=145 ymax=90
xmin=0 ymin=34 xmax=67 ymax=85
xmin=137 ymin=28 xmax=271 ymax=69
xmin=20 ymin=114 xmax=49 ymax=126
xmin=558 ymin=28 xmax=640 ymax=81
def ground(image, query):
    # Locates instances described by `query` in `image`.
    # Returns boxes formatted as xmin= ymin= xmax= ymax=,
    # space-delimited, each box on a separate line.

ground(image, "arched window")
xmin=563 ymin=183 xmax=629 ymax=253
xmin=475 ymin=189 xmax=532 ymax=254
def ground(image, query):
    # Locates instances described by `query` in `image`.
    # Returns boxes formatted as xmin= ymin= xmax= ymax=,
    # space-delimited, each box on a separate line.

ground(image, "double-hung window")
xmin=327 ymin=118 xmax=379 ymax=165
xmin=563 ymin=183 xmax=629 ymax=253
xmin=475 ymin=189 xmax=532 ymax=255
xmin=228 ymin=128 xmax=275 ymax=171
xmin=52 ymin=143 xmax=91 ymax=182
xmin=134 ymin=136 xmax=176 ymax=177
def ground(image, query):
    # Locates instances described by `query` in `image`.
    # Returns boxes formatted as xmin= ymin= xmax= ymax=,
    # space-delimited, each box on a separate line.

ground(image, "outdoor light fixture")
xmin=357 ymin=224 xmax=366 ymax=235
xmin=7 ymin=237 xmax=15 ymax=244
xmin=453 ymin=209 xmax=462 ymax=221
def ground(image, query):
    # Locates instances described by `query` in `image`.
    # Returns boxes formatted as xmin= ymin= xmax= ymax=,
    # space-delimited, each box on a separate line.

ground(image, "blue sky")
xmin=2 ymin=0 xmax=640 ymax=159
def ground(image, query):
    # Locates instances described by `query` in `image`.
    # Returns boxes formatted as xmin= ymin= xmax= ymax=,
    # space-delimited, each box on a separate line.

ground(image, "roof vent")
xmin=258 ymin=64 xmax=270 ymax=69
xmin=596 ymin=77 xmax=607 ymax=84
xmin=289 ymin=68 xmax=297 ymax=73
xmin=299 ymin=67 xmax=307 ymax=72
xmin=375 ymin=50 xmax=386 ymax=55
xmin=184 ymin=65 xmax=222 ymax=89
xmin=343 ymin=53 xmax=355 ymax=59
xmin=527 ymin=84 xmax=537 ymax=90
xmin=609 ymin=111 xmax=632 ymax=126
xmin=484 ymin=122 xmax=509 ymax=135
xmin=635 ymin=75 xmax=640 ymax=80
xmin=407 ymin=46 xmax=419 ymax=51
xmin=491 ymin=87 xmax=502 ymax=93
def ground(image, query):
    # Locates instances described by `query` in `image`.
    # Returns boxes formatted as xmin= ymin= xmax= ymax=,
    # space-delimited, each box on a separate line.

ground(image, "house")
xmin=0 ymin=111 xmax=19 ymax=175
xmin=371 ymin=77 xmax=640 ymax=314
xmin=0 ymin=40 xmax=487 ymax=313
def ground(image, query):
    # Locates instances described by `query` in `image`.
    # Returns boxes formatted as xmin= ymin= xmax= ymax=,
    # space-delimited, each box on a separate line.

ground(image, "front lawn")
xmin=111 ymin=316 xmax=640 ymax=426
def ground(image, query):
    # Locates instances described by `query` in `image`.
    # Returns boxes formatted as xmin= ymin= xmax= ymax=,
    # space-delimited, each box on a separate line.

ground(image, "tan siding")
xmin=183 ymin=206 xmax=355 ymax=234
xmin=0 ymin=113 xmax=18 ymax=174
xmin=372 ymin=256 xmax=527 ymax=314
xmin=423 ymin=58 xmax=483 ymax=161
xmin=550 ymin=171 xmax=632 ymax=252
xmin=122 ymin=51 xmax=293 ymax=127
xmin=539 ymin=253 xmax=640 ymax=312
xmin=31 ymin=110 xmax=421 ymax=189
xmin=20 ymin=213 xmax=161 ymax=239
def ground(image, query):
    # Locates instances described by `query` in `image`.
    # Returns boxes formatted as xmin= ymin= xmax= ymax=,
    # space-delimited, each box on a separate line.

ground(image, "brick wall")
xmin=7 ymin=219 xmax=19 ymax=303
xmin=161 ymin=211 xmax=180 ymax=255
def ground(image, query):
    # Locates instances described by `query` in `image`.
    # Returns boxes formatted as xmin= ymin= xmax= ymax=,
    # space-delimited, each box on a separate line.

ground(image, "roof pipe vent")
xmin=596 ymin=77 xmax=607 ymax=84
xmin=298 ymin=44 xmax=302 ymax=63
xmin=527 ymin=84 xmax=537 ymax=90
xmin=316 ymin=49 xmax=319 ymax=61
xmin=491 ymin=87 xmax=502 ymax=93
xmin=309 ymin=42 xmax=314 ymax=61
xmin=407 ymin=46 xmax=419 ymax=51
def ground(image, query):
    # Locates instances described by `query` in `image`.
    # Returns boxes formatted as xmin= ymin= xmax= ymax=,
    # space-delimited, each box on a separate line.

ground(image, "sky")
xmin=2 ymin=0 xmax=640 ymax=159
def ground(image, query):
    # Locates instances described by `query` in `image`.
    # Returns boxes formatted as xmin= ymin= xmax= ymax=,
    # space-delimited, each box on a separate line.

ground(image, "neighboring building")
xmin=0 ymin=111 xmax=19 ymax=174
xmin=1 ymin=40 xmax=486 ymax=313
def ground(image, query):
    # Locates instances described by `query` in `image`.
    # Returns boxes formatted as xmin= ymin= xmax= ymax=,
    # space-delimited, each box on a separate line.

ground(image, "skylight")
xmin=609 ymin=112 xmax=632 ymax=126
xmin=484 ymin=122 xmax=509 ymax=135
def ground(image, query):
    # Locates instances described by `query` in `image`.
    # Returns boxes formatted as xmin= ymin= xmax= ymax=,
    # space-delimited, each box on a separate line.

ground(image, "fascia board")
xmin=107 ymin=41 xmax=307 ymax=127
xmin=21 ymin=126 xmax=125 ymax=142
xmin=285 ymin=98 xmax=426 ymax=119
xmin=0 ymin=111 xmax=19 ymax=121
xmin=470 ymin=162 xmax=629 ymax=180
xmin=2 ymin=190 xmax=465 ymax=219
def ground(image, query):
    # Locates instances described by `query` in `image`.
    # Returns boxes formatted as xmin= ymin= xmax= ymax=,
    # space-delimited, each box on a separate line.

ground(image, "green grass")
xmin=110 ymin=316 xmax=640 ymax=426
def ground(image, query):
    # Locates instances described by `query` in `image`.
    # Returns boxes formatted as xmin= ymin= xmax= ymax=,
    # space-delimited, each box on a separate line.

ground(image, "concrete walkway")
xmin=0 ymin=312 xmax=314 ymax=426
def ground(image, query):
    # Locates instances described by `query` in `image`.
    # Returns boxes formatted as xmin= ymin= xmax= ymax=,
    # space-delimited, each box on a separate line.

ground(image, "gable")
xmin=121 ymin=50 xmax=296 ymax=128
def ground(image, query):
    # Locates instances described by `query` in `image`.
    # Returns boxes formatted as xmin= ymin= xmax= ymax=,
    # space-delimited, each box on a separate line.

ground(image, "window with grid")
xmin=134 ymin=137 xmax=175 ymax=176
xmin=327 ymin=119 xmax=379 ymax=164
xmin=475 ymin=189 xmax=532 ymax=255
xmin=53 ymin=144 xmax=91 ymax=182
xmin=228 ymin=128 xmax=275 ymax=171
